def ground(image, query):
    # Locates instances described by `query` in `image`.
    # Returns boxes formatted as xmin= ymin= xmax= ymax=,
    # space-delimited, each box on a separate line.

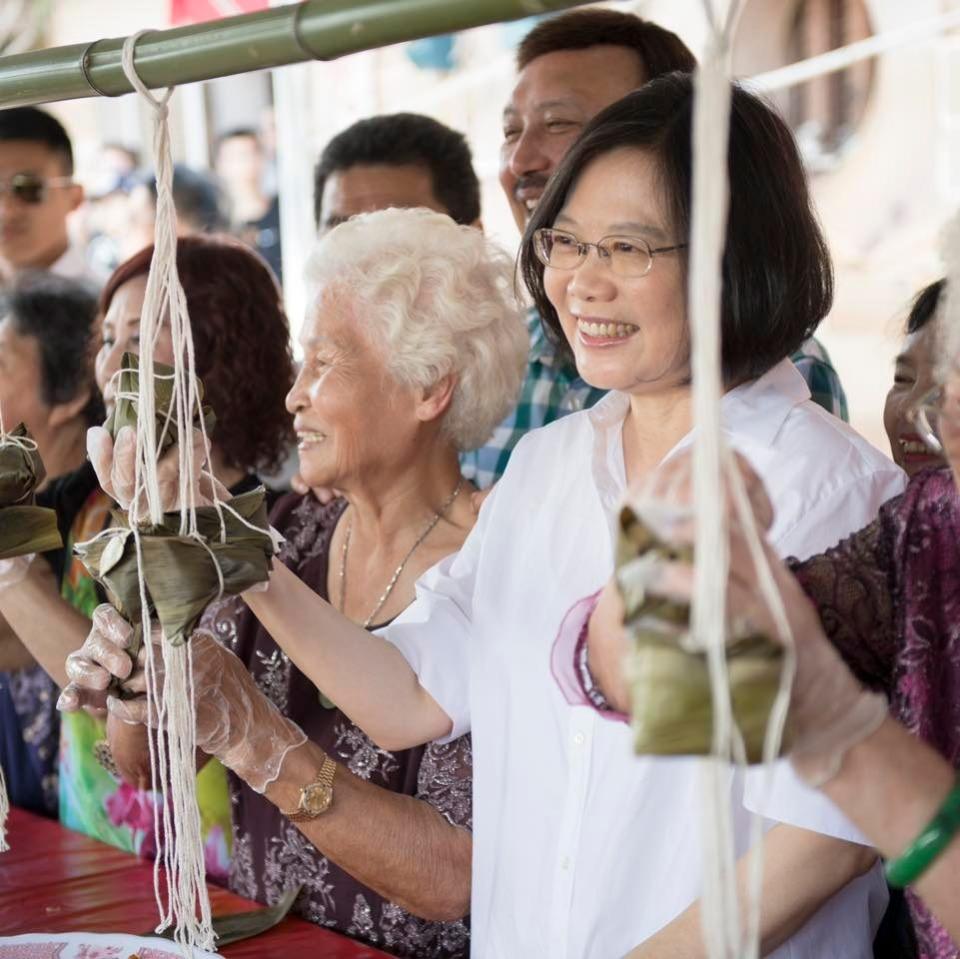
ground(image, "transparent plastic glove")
xmin=107 ymin=626 xmax=306 ymax=794
xmin=637 ymin=448 xmax=774 ymax=534
xmin=0 ymin=552 xmax=34 ymax=591
xmin=57 ymin=603 xmax=137 ymax=715
xmin=87 ymin=424 xmax=228 ymax=514
xmin=942 ymin=377 xmax=960 ymax=491
xmin=652 ymin=525 xmax=888 ymax=787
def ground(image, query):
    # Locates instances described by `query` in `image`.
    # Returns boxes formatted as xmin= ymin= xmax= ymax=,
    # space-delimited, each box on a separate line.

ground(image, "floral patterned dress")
xmin=200 ymin=492 xmax=472 ymax=958
xmin=792 ymin=467 xmax=960 ymax=959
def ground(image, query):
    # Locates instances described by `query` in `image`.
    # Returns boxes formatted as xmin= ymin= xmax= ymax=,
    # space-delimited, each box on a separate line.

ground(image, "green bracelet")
xmin=886 ymin=775 xmax=960 ymax=888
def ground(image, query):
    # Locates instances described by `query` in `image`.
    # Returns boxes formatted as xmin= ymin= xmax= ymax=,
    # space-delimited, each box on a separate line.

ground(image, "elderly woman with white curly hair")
xmin=91 ymin=208 xmax=528 ymax=956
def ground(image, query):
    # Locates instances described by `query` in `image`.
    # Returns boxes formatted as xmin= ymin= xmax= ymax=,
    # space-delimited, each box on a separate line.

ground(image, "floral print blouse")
xmin=200 ymin=492 xmax=472 ymax=958
xmin=792 ymin=468 xmax=960 ymax=959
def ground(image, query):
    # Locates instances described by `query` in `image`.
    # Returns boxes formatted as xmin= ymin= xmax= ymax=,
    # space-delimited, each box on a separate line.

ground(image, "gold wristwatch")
xmin=283 ymin=754 xmax=337 ymax=822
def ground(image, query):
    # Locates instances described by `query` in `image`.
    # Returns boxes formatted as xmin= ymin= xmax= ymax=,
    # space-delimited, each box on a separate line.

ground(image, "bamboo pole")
xmin=0 ymin=0 xmax=591 ymax=109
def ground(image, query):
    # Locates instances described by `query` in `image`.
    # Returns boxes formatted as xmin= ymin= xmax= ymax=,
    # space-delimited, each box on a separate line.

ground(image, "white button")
xmin=560 ymin=856 xmax=571 ymax=871
xmin=572 ymin=732 xmax=585 ymax=746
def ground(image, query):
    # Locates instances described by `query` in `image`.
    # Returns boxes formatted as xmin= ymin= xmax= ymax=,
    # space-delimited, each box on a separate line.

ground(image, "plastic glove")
xmin=943 ymin=377 xmax=960 ymax=492
xmin=0 ymin=553 xmax=34 ymax=591
xmin=57 ymin=603 xmax=137 ymax=715
xmin=650 ymin=524 xmax=888 ymax=787
xmin=636 ymin=448 xmax=775 ymax=534
xmin=69 ymin=605 xmax=305 ymax=794
xmin=87 ymin=425 xmax=228 ymax=514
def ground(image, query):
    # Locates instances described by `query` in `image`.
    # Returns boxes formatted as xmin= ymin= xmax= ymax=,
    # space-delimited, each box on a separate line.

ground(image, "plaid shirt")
xmin=460 ymin=311 xmax=849 ymax=489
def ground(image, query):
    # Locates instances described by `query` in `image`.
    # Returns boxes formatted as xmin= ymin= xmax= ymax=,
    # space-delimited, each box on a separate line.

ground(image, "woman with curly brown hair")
xmin=0 ymin=234 xmax=294 ymax=876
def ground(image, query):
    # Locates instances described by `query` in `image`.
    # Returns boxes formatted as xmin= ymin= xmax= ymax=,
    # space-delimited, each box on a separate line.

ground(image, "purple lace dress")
xmin=792 ymin=468 xmax=960 ymax=959
xmin=200 ymin=493 xmax=472 ymax=958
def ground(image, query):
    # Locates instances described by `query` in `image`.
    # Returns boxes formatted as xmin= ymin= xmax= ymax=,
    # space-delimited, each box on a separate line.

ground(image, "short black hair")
xmin=517 ymin=8 xmax=696 ymax=78
xmin=906 ymin=279 xmax=944 ymax=335
xmin=140 ymin=164 xmax=230 ymax=233
xmin=520 ymin=73 xmax=833 ymax=387
xmin=0 ymin=273 xmax=103 ymax=426
xmin=313 ymin=113 xmax=480 ymax=227
xmin=0 ymin=107 xmax=74 ymax=174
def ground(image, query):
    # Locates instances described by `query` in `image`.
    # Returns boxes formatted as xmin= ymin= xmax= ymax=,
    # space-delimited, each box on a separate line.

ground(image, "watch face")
xmin=302 ymin=782 xmax=333 ymax=816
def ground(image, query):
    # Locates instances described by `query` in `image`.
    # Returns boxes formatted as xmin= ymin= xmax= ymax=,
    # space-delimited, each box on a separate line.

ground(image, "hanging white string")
xmin=686 ymin=2 xmax=798 ymax=957
xmin=119 ymin=31 xmax=214 ymax=956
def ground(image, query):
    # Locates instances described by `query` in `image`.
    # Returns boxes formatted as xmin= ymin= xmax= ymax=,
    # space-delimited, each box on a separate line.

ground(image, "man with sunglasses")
xmin=460 ymin=8 xmax=849 ymax=490
xmin=0 ymin=108 xmax=87 ymax=285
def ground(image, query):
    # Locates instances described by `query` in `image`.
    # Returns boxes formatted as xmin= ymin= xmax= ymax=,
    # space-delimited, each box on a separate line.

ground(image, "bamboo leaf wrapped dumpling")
xmin=105 ymin=351 xmax=216 ymax=455
xmin=75 ymin=356 xmax=275 ymax=647
xmin=617 ymin=505 xmax=789 ymax=764
xmin=0 ymin=424 xmax=62 ymax=560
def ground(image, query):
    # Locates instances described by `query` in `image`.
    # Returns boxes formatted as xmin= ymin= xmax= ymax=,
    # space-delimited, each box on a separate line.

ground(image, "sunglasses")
xmin=0 ymin=172 xmax=74 ymax=205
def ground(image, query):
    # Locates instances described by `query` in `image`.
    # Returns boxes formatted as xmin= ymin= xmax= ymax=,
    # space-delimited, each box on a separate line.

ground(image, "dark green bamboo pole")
xmin=0 ymin=0 xmax=592 ymax=108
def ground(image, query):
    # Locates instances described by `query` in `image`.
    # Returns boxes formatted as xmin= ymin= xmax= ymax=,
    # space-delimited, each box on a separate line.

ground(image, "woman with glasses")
xmin=581 ymin=331 xmax=960 ymax=959
xmin=76 ymin=75 xmax=903 ymax=956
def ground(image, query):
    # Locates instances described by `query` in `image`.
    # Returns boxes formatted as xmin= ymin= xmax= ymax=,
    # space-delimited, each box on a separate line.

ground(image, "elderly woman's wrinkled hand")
xmin=105 ymin=626 xmax=306 ymax=795
xmin=87 ymin=424 xmax=228 ymax=514
xmin=57 ymin=604 xmax=137 ymax=715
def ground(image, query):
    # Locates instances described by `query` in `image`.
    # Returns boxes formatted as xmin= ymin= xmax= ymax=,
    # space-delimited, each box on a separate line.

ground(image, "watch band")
xmin=283 ymin=754 xmax=337 ymax=822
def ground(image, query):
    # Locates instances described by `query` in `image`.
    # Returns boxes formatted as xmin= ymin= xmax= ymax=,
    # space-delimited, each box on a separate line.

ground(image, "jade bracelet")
xmin=886 ymin=775 xmax=960 ymax=888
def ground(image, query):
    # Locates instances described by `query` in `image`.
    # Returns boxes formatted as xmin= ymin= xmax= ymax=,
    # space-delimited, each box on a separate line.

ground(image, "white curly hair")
xmin=304 ymin=207 xmax=528 ymax=451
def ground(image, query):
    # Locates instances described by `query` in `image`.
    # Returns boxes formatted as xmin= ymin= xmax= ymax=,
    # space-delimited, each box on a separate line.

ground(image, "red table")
xmin=0 ymin=807 xmax=389 ymax=957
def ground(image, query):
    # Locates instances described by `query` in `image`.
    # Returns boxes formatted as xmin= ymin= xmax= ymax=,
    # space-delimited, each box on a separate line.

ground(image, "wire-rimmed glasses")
xmin=532 ymin=227 xmax=686 ymax=279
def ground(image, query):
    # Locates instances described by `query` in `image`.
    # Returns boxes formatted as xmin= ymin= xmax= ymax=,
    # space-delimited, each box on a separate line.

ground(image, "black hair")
xmin=140 ymin=164 xmax=230 ymax=233
xmin=1 ymin=273 xmax=103 ymax=426
xmin=313 ymin=113 xmax=480 ymax=227
xmin=906 ymin=279 xmax=945 ymax=335
xmin=517 ymin=7 xmax=696 ymax=77
xmin=520 ymin=72 xmax=834 ymax=386
xmin=0 ymin=107 xmax=74 ymax=174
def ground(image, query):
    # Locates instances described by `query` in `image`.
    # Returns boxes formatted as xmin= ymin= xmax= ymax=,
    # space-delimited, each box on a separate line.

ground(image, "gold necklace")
xmin=339 ymin=477 xmax=464 ymax=629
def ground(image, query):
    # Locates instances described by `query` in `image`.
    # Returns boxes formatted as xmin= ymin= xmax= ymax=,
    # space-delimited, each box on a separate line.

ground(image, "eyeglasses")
xmin=0 ymin=173 xmax=74 ymax=205
xmin=533 ymin=227 xmax=687 ymax=279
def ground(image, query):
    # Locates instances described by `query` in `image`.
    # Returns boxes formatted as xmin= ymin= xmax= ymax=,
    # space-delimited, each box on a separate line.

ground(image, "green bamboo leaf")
xmin=0 ymin=424 xmax=62 ymax=558
xmin=618 ymin=506 xmax=790 ymax=764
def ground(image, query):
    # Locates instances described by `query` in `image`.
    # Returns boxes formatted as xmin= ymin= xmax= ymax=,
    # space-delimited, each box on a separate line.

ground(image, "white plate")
xmin=0 ymin=931 xmax=220 ymax=958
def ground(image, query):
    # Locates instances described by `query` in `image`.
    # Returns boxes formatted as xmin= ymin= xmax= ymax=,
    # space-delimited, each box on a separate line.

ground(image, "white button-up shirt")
xmin=384 ymin=360 xmax=906 ymax=958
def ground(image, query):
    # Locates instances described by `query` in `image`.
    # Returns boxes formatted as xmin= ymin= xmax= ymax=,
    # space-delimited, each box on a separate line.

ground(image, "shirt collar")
xmin=587 ymin=358 xmax=811 ymax=500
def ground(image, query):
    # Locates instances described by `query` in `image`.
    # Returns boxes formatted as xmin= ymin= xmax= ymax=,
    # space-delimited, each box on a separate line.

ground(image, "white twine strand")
xmin=120 ymin=31 xmax=215 ymax=956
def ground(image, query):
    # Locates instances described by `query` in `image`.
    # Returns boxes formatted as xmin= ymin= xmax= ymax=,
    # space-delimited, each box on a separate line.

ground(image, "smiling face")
xmin=499 ymin=46 xmax=645 ymax=232
xmin=883 ymin=321 xmax=945 ymax=475
xmin=543 ymin=147 xmax=687 ymax=394
xmin=0 ymin=140 xmax=82 ymax=272
xmin=287 ymin=284 xmax=426 ymax=491
xmin=95 ymin=274 xmax=175 ymax=413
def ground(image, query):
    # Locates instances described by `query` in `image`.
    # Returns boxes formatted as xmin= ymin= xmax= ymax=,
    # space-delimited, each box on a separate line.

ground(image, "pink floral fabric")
xmin=793 ymin=468 xmax=960 ymax=959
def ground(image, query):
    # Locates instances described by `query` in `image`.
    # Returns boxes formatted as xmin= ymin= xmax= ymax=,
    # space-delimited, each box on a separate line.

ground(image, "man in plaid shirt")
xmin=460 ymin=9 xmax=847 ymax=489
